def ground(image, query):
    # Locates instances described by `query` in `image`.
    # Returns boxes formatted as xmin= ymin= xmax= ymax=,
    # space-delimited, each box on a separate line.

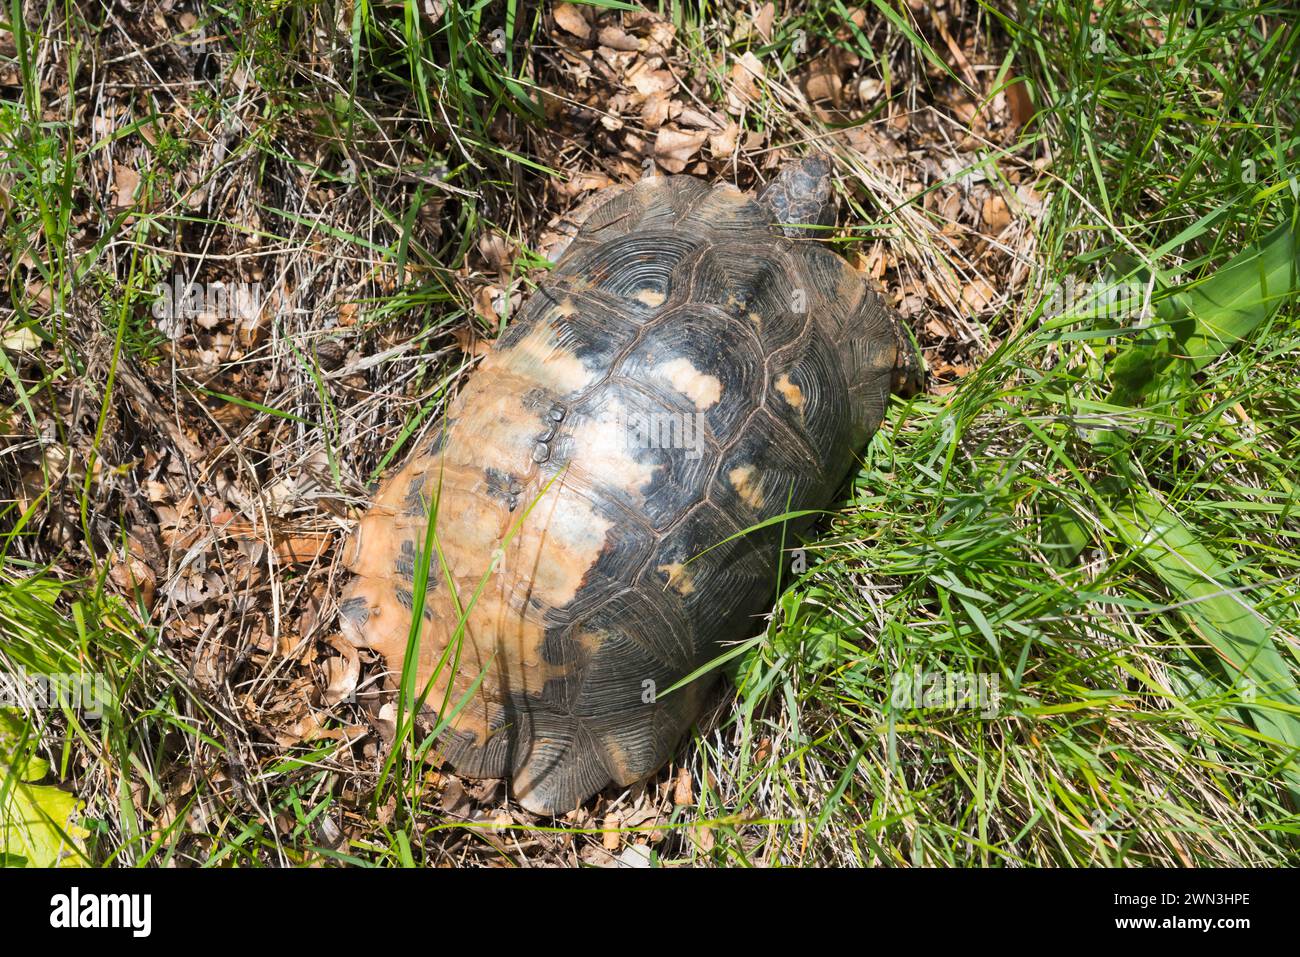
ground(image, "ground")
xmin=1 ymin=0 xmax=1298 ymax=866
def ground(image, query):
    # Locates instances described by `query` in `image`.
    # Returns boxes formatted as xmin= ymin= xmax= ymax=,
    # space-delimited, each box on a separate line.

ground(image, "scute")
xmin=550 ymin=381 xmax=718 ymax=531
xmin=339 ymin=172 xmax=911 ymax=815
xmin=556 ymin=230 xmax=701 ymax=304
xmin=619 ymin=303 xmax=764 ymax=444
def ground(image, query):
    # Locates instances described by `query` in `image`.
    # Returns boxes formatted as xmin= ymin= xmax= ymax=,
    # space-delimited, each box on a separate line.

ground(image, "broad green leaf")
xmin=0 ymin=711 xmax=88 ymax=867
xmin=1108 ymin=217 xmax=1299 ymax=404
xmin=1047 ymin=216 xmax=1300 ymax=567
xmin=1181 ymin=218 xmax=1300 ymax=369
xmin=1111 ymin=495 xmax=1300 ymax=802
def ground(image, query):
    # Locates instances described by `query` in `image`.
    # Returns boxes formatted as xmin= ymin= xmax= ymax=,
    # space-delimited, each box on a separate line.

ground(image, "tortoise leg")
xmin=758 ymin=154 xmax=837 ymax=238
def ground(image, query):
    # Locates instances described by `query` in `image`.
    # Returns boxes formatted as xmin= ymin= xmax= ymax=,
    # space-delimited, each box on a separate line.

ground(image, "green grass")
xmin=1 ymin=0 xmax=1298 ymax=866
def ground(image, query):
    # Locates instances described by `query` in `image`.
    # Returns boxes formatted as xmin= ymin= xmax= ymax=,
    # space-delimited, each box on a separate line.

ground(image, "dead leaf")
xmin=673 ymin=768 xmax=693 ymax=806
xmin=981 ymin=194 xmax=1011 ymax=233
xmin=110 ymin=556 xmax=156 ymax=611
xmin=112 ymin=165 xmax=141 ymax=209
xmin=477 ymin=231 xmax=513 ymax=276
xmin=692 ymin=824 xmax=716 ymax=852
xmin=452 ymin=319 xmax=494 ymax=357
xmin=553 ymin=2 xmax=590 ymax=40
xmin=803 ymin=59 xmax=843 ymax=106
xmin=643 ymin=16 xmax=675 ymax=54
xmin=440 ymin=778 xmax=472 ymax=816
xmin=641 ymin=91 xmax=674 ymax=129
xmin=602 ymin=815 xmax=621 ymax=850
xmin=1007 ymin=75 xmax=1034 ymax=130
xmin=726 ymin=52 xmax=765 ymax=113
xmin=627 ymin=59 xmax=675 ymax=96
xmin=1 ymin=322 xmax=41 ymax=351
xmin=962 ymin=279 xmax=996 ymax=312
xmin=709 ymin=120 xmax=740 ymax=159
xmin=677 ymin=107 xmax=722 ymax=131
xmin=654 ymin=127 xmax=708 ymax=174
xmin=597 ymin=25 xmax=641 ymax=52
xmin=322 ymin=632 xmax=360 ymax=706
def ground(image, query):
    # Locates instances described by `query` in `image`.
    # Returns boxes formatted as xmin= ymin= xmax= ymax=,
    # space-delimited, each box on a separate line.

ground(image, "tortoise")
xmin=338 ymin=156 xmax=922 ymax=815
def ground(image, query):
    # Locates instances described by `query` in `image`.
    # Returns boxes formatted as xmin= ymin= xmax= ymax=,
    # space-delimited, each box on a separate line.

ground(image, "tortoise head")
xmin=757 ymin=155 xmax=836 ymax=238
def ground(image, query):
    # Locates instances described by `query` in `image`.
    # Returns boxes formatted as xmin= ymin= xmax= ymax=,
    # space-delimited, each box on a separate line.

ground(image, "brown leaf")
xmin=597 ymin=25 xmax=641 ymax=52
xmin=440 ymin=778 xmax=472 ymax=816
xmin=654 ymin=127 xmax=709 ymax=174
xmin=553 ymin=2 xmax=590 ymax=40
xmin=113 ymin=164 xmax=141 ymax=209
xmin=692 ymin=824 xmax=716 ymax=852
xmin=471 ymin=284 xmax=506 ymax=325
xmin=1007 ymin=75 xmax=1034 ymax=130
xmin=754 ymin=2 xmax=776 ymax=41
xmin=726 ymin=52 xmax=765 ymax=113
xmin=803 ymin=59 xmax=843 ymax=106
xmin=962 ymin=279 xmax=996 ymax=312
xmin=981 ymin=194 xmax=1011 ymax=233
xmin=643 ymin=17 xmax=676 ymax=54
xmin=672 ymin=768 xmax=693 ymax=806
xmin=677 ymin=107 xmax=722 ymax=131
xmin=627 ymin=59 xmax=675 ymax=96
xmin=709 ymin=120 xmax=740 ymax=159
xmin=110 ymin=557 xmax=156 ymax=611
xmin=452 ymin=319 xmax=494 ymax=357
xmin=274 ymin=532 xmax=333 ymax=565
xmin=640 ymin=91 xmax=674 ymax=130
xmin=322 ymin=633 xmax=360 ymax=706
xmin=602 ymin=815 xmax=621 ymax=850
xmin=477 ymin=231 xmax=513 ymax=275
xmin=208 ymin=510 xmax=334 ymax=566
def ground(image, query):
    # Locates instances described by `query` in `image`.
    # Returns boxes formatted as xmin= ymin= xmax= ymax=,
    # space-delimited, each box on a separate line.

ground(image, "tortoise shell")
xmin=339 ymin=161 xmax=918 ymax=814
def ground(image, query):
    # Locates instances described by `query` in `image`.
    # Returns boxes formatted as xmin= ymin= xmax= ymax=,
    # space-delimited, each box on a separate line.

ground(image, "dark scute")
xmin=619 ymin=303 xmax=764 ymax=445
xmin=338 ymin=595 xmax=370 ymax=628
xmin=570 ymin=586 xmax=695 ymax=674
xmin=647 ymin=500 xmax=778 ymax=654
xmin=711 ymin=408 xmax=827 ymax=530
xmin=766 ymin=324 xmax=852 ymax=467
xmin=425 ymin=417 xmax=456 ymax=455
xmin=394 ymin=538 xmax=440 ymax=590
xmin=585 ymin=671 xmax=718 ymax=786
xmin=679 ymin=183 xmax=772 ymax=234
xmin=437 ymin=707 xmax=522 ymax=780
xmin=555 ymin=230 xmax=702 ymax=304
xmin=482 ymin=466 xmax=521 ymax=507
xmin=571 ymin=175 xmax=711 ymax=251
xmin=792 ymin=244 xmax=866 ymax=339
xmin=572 ymin=632 xmax=685 ymax=718
xmin=792 ymin=245 xmax=901 ymax=445
xmin=509 ymin=711 xmax=617 ymax=813
xmin=686 ymin=242 xmax=809 ymax=352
